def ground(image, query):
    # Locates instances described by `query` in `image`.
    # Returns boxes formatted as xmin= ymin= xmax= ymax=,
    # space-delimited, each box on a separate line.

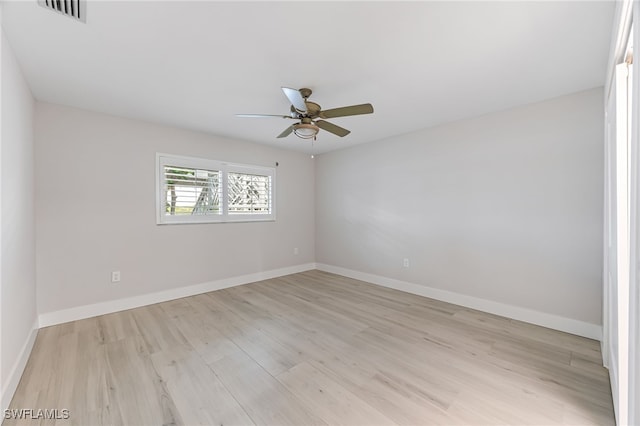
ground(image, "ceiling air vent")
xmin=37 ymin=0 xmax=86 ymax=23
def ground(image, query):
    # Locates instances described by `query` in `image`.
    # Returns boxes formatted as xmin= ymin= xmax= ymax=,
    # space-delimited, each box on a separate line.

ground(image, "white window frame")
xmin=156 ymin=153 xmax=276 ymax=224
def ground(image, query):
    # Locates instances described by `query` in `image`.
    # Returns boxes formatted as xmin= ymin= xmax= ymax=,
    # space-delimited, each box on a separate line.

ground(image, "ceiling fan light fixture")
xmin=293 ymin=123 xmax=319 ymax=139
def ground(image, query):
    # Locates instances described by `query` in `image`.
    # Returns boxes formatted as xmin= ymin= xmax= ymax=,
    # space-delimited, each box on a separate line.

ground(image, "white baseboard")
xmin=38 ymin=263 xmax=316 ymax=327
xmin=1 ymin=318 xmax=39 ymax=413
xmin=316 ymin=263 xmax=602 ymax=341
xmin=36 ymin=260 xmax=601 ymax=340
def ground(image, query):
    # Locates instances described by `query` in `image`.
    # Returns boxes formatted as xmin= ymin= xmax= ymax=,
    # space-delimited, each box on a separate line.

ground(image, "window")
xmin=228 ymin=171 xmax=271 ymax=214
xmin=156 ymin=154 xmax=275 ymax=224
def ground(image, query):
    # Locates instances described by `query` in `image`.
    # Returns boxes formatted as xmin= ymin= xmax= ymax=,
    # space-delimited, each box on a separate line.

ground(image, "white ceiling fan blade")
xmin=282 ymin=87 xmax=307 ymax=113
xmin=236 ymin=114 xmax=292 ymax=118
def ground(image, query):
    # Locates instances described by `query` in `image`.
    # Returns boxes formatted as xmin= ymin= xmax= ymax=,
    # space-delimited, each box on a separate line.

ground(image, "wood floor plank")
xmin=129 ymin=304 xmax=190 ymax=355
xmin=209 ymin=347 xmax=326 ymax=426
xmin=200 ymin=293 xmax=307 ymax=376
xmin=166 ymin=308 xmax=240 ymax=365
xmin=149 ymin=344 xmax=254 ymax=425
xmin=6 ymin=270 xmax=614 ymax=425
xmin=103 ymin=336 xmax=181 ymax=425
xmin=276 ymin=362 xmax=396 ymax=426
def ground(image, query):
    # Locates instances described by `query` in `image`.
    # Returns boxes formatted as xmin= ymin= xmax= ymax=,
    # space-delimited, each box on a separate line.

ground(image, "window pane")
xmin=228 ymin=172 xmax=271 ymax=214
xmin=164 ymin=165 xmax=221 ymax=216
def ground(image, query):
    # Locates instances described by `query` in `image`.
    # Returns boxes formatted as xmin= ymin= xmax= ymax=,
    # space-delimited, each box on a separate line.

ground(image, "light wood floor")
xmin=6 ymin=270 xmax=614 ymax=425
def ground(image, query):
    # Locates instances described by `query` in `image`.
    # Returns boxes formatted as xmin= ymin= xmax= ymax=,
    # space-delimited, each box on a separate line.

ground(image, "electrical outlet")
xmin=111 ymin=271 xmax=121 ymax=283
xmin=294 ymin=247 xmax=299 ymax=255
xmin=403 ymin=258 xmax=410 ymax=268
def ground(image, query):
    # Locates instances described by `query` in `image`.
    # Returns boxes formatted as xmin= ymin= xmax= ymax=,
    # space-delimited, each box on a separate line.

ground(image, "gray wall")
xmin=316 ymin=88 xmax=604 ymax=325
xmin=35 ymin=103 xmax=315 ymax=315
xmin=1 ymin=28 xmax=36 ymax=408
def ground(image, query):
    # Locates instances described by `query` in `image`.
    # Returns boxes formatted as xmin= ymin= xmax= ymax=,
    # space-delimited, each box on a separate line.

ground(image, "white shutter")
xmin=163 ymin=165 xmax=222 ymax=216
xmin=228 ymin=172 xmax=272 ymax=214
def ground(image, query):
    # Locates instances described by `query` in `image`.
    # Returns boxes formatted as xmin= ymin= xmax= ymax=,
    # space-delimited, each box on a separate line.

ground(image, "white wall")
xmin=0 ymin=27 xmax=37 ymax=410
xmin=316 ymin=88 xmax=604 ymax=333
xmin=35 ymin=103 xmax=315 ymax=319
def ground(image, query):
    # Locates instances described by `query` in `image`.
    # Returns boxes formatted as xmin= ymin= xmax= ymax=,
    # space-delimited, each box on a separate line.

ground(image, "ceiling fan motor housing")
xmin=299 ymin=88 xmax=313 ymax=99
xmin=292 ymin=102 xmax=322 ymax=118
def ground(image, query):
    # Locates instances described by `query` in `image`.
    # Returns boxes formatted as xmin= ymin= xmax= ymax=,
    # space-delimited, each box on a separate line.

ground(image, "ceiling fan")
xmin=236 ymin=87 xmax=374 ymax=140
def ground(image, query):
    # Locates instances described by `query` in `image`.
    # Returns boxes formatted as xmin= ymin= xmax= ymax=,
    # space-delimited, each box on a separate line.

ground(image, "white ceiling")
xmin=2 ymin=1 xmax=615 ymax=154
